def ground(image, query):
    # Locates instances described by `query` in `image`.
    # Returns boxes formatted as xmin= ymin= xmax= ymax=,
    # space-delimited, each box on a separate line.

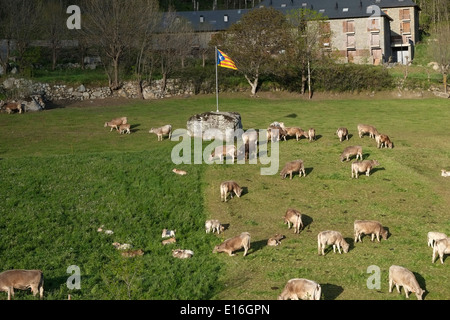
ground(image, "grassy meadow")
xmin=0 ymin=92 xmax=449 ymax=300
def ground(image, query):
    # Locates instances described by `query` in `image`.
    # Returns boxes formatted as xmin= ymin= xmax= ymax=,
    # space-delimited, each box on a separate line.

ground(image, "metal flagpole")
xmin=215 ymin=46 xmax=219 ymax=112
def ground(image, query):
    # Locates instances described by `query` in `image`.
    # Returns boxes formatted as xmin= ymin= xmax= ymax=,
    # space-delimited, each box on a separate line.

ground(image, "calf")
xmin=354 ymin=220 xmax=388 ymax=243
xmin=280 ymin=159 xmax=306 ymax=179
xmin=213 ymin=232 xmax=251 ymax=257
xmin=389 ymin=265 xmax=424 ymax=300
xmin=441 ymin=169 xmax=450 ymax=177
xmin=278 ymin=278 xmax=321 ymax=300
xmin=267 ymin=234 xmax=285 ymax=246
xmin=283 ymin=208 xmax=303 ymax=234
xmin=205 ymin=219 xmax=225 ymax=234
xmin=0 ymin=269 xmax=44 ymax=300
xmin=357 ymin=124 xmax=378 ymax=139
xmin=3 ymin=102 xmax=23 ymax=114
xmin=104 ymin=117 xmax=127 ymax=132
xmin=427 ymin=231 xmax=447 ymax=248
xmin=119 ymin=123 xmax=131 ymax=134
xmin=351 ymin=159 xmax=380 ymax=178
xmin=220 ymin=181 xmax=243 ymax=202
xmin=209 ymin=145 xmax=236 ymax=163
xmin=375 ymin=134 xmax=393 ymax=149
xmin=308 ymin=128 xmax=316 ymax=142
xmin=340 ymin=146 xmax=363 ymax=162
xmin=267 ymin=125 xmax=287 ymax=142
xmin=149 ymin=124 xmax=172 ymax=141
xmin=336 ymin=127 xmax=349 ymax=142
xmin=317 ymin=230 xmax=349 ymax=255
xmin=284 ymin=127 xmax=308 ymax=141
xmin=162 ymin=237 xmax=177 ymax=245
xmin=432 ymin=238 xmax=450 ymax=264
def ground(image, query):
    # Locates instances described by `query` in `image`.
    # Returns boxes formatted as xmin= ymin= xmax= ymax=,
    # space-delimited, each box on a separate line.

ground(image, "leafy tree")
xmin=211 ymin=7 xmax=291 ymax=96
xmin=429 ymin=22 xmax=450 ymax=93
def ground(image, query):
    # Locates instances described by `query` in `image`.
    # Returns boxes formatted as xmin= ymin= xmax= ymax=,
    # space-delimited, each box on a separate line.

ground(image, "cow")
xmin=104 ymin=117 xmax=127 ymax=132
xmin=317 ymin=230 xmax=349 ymax=255
xmin=119 ymin=123 xmax=131 ymax=134
xmin=220 ymin=181 xmax=243 ymax=202
xmin=205 ymin=219 xmax=225 ymax=234
xmin=209 ymin=145 xmax=236 ymax=163
xmin=0 ymin=269 xmax=44 ymax=300
xmin=389 ymin=265 xmax=425 ymax=300
xmin=351 ymin=160 xmax=380 ymax=178
xmin=3 ymin=102 xmax=23 ymax=114
xmin=441 ymin=169 xmax=450 ymax=177
xmin=427 ymin=231 xmax=447 ymax=248
xmin=121 ymin=249 xmax=144 ymax=258
xmin=432 ymin=238 xmax=450 ymax=264
xmin=267 ymin=234 xmax=285 ymax=246
xmin=340 ymin=146 xmax=363 ymax=162
xmin=162 ymin=229 xmax=176 ymax=238
xmin=357 ymin=124 xmax=379 ymax=139
xmin=172 ymin=168 xmax=187 ymax=175
xmin=149 ymin=124 xmax=172 ymax=141
xmin=283 ymin=208 xmax=303 ymax=234
xmin=336 ymin=127 xmax=349 ymax=142
xmin=354 ymin=220 xmax=388 ymax=243
xmin=375 ymin=134 xmax=393 ymax=149
xmin=308 ymin=128 xmax=316 ymax=142
xmin=162 ymin=237 xmax=177 ymax=245
xmin=267 ymin=125 xmax=287 ymax=142
xmin=212 ymin=232 xmax=251 ymax=257
xmin=284 ymin=127 xmax=308 ymax=141
xmin=280 ymin=159 xmax=306 ymax=179
xmin=278 ymin=278 xmax=321 ymax=300
xmin=172 ymin=249 xmax=194 ymax=259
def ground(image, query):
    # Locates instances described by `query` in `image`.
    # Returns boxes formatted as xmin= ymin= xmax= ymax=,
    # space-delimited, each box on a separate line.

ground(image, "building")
xmin=175 ymin=0 xmax=420 ymax=65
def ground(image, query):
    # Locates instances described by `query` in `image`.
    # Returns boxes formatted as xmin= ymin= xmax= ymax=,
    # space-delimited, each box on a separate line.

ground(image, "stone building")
xmin=175 ymin=0 xmax=420 ymax=65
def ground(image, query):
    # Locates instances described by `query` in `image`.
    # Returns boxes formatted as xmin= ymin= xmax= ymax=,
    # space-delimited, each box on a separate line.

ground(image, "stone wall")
xmin=1 ymin=77 xmax=195 ymax=101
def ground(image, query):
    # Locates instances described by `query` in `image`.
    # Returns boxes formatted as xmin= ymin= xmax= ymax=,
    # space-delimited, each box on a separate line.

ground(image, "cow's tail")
xmin=39 ymin=271 xmax=44 ymax=299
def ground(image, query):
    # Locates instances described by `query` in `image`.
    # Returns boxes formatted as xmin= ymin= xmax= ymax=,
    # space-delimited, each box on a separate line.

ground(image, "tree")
xmin=285 ymin=8 xmax=331 ymax=99
xmin=429 ymin=22 xmax=450 ymax=93
xmin=82 ymin=0 xmax=160 ymax=90
xmin=212 ymin=7 xmax=291 ymax=96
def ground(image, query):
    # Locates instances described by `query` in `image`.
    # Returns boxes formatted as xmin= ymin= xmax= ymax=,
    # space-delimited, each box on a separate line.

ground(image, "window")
xmin=368 ymin=18 xmax=380 ymax=31
xmin=399 ymin=8 xmax=410 ymax=20
xmin=346 ymin=34 xmax=355 ymax=48
xmin=200 ymin=15 xmax=204 ymax=23
xmin=400 ymin=21 xmax=411 ymax=33
xmin=347 ymin=49 xmax=356 ymax=62
xmin=343 ymin=20 xmax=355 ymax=33
xmin=370 ymin=33 xmax=380 ymax=46
xmin=224 ymin=14 xmax=228 ymax=22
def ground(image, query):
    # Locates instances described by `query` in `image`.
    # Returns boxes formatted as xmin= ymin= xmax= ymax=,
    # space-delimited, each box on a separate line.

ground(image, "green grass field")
xmin=0 ymin=93 xmax=449 ymax=300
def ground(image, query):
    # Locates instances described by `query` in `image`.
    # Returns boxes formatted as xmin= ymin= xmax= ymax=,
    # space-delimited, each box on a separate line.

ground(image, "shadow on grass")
xmin=321 ymin=283 xmax=344 ymax=300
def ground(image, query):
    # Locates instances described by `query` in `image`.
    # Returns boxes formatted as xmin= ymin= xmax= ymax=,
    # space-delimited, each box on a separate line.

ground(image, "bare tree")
xmin=82 ymin=0 xmax=160 ymax=90
xmin=429 ymin=22 xmax=450 ymax=93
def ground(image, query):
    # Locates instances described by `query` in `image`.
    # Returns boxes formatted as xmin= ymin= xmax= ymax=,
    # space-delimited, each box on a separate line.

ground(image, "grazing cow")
xmin=0 ymin=269 xmax=44 ymax=300
xmin=441 ymin=169 xmax=450 ymax=177
xmin=172 ymin=249 xmax=194 ymax=259
xmin=354 ymin=220 xmax=388 ymax=243
xmin=280 ymin=159 xmax=306 ymax=179
xmin=149 ymin=124 xmax=172 ymax=141
xmin=172 ymin=168 xmax=187 ymax=175
xmin=104 ymin=117 xmax=127 ymax=132
xmin=357 ymin=124 xmax=379 ymax=139
xmin=308 ymin=128 xmax=316 ymax=142
xmin=267 ymin=234 xmax=285 ymax=246
xmin=3 ymin=102 xmax=23 ymax=114
xmin=209 ymin=145 xmax=236 ymax=163
xmin=389 ymin=265 xmax=424 ymax=300
xmin=162 ymin=237 xmax=176 ymax=245
xmin=162 ymin=229 xmax=176 ymax=238
xmin=317 ymin=230 xmax=349 ymax=255
xmin=278 ymin=278 xmax=321 ymax=300
xmin=119 ymin=123 xmax=131 ymax=134
xmin=375 ymin=134 xmax=393 ymax=149
xmin=213 ymin=232 xmax=251 ymax=257
xmin=205 ymin=219 xmax=225 ymax=234
xmin=267 ymin=125 xmax=287 ymax=142
xmin=239 ymin=130 xmax=258 ymax=160
xmin=351 ymin=160 xmax=380 ymax=178
xmin=284 ymin=127 xmax=308 ymax=141
xmin=283 ymin=208 xmax=303 ymax=234
xmin=427 ymin=231 xmax=447 ymax=248
xmin=336 ymin=127 xmax=349 ymax=142
xmin=121 ymin=249 xmax=144 ymax=258
xmin=220 ymin=181 xmax=243 ymax=202
xmin=340 ymin=146 xmax=363 ymax=162
xmin=432 ymin=238 xmax=450 ymax=264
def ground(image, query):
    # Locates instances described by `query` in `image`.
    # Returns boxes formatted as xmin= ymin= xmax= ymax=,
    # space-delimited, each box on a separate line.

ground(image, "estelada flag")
xmin=217 ymin=49 xmax=237 ymax=70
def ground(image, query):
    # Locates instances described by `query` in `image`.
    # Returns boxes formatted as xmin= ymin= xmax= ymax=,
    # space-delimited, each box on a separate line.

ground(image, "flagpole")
xmin=215 ymin=46 xmax=219 ymax=112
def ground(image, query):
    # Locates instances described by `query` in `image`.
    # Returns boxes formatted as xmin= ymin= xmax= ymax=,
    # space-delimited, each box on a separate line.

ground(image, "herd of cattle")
xmin=0 ymin=115 xmax=448 ymax=301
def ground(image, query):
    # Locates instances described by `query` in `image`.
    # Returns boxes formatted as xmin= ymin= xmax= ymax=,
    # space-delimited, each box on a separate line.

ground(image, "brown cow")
xmin=213 ymin=232 xmax=251 ymax=256
xmin=280 ymin=160 xmax=306 ymax=179
xmin=283 ymin=208 xmax=303 ymax=234
xmin=0 ymin=269 xmax=44 ymax=300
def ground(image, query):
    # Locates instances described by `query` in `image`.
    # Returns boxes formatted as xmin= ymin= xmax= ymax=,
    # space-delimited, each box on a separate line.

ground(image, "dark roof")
xmin=175 ymin=0 xmax=419 ymax=31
